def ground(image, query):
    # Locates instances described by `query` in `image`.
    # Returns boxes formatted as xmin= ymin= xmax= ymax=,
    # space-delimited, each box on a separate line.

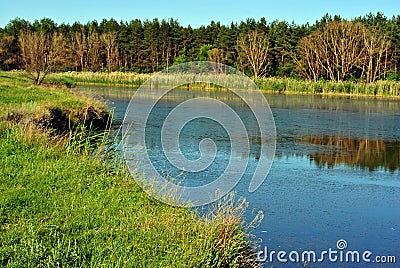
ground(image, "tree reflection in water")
xmin=300 ymin=135 xmax=400 ymax=172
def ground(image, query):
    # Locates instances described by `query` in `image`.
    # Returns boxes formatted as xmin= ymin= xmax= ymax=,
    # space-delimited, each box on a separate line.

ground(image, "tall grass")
xmin=48 ymin=71 xmax=151 ymax=87
xmin=195 ymin=193 xmax=263 ymax=268
xmin=255 ymin=77 xmax=400 ymax=97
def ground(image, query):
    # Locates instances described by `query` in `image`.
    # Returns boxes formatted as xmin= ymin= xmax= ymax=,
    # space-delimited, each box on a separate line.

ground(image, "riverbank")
xmin=0 ymin=72 xmax=259 ymax=267
xmin=47 ymin=71 xmax=400 ymax=98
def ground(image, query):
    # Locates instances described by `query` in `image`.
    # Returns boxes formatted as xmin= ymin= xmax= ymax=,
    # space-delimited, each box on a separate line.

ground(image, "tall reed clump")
xmin=191 ymin=193 xmax=263 ymax=268
xmin=255 ymin=77 xmax=400 ymax=97
xmin=48 ymin=71 xmax=151 ymax=87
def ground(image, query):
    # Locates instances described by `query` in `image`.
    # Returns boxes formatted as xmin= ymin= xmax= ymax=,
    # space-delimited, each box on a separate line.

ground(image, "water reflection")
xmin=301 ymin=135 xmax=400 ymax=172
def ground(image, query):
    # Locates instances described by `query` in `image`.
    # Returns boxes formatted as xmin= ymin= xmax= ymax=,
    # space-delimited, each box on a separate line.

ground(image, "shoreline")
xmin=71 ymin=81 xmax=400 ymax=101
xmin=46 ymin=71 xmax=400 ymax=99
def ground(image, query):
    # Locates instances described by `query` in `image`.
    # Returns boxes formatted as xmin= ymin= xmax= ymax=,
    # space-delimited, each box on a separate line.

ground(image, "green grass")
xmin=0 ymin=72 xmax=259 ymax=267
xmin=0 ymin=71 xmax=104 ymax=119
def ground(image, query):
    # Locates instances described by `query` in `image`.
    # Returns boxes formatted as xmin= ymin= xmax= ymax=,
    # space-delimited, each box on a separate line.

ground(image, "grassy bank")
xmin=48 ymin=71 xmax=400 ymax=97
xmin=0 ymin=72 xmax=259 ymax=267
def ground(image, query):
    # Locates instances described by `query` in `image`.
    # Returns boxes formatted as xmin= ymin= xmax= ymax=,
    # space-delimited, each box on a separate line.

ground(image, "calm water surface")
xmin=79 ymin=86 xmax=400 ymax=267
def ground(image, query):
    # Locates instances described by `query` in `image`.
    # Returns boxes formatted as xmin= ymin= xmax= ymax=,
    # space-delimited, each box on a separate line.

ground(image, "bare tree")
xmin=324 ymin=21 xmax=365 ymax=81
xmin=72 ymin=27 xmax=87 ymax=71
xmin=87 ymin=27 xmax=102 ymax=71
xmin=208 ymin=48 xmax=225 ymax=73
xmin=362 ymin=27 xmax=391 ymax=82
xmin=237 ymin=31 xmax=270 ymax=79
xmin=208 ymin=48 xmax=224 ymax=63
xmin=101 ymin=31 xmax=119 ymax=72
xmin=294 ymin=21 xmax=391 ymax=82
xmin=19 ymin=30 xmax=67 ymax=84
xmin=293 ymin=33 xmax=322 ymax=81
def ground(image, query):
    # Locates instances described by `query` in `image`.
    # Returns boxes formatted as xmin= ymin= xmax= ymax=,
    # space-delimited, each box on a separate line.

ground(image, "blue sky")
xmin=1 ymin=0 xmax=399 ymax=28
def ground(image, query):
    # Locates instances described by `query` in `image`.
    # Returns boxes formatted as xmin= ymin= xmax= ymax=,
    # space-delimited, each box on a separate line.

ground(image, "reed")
xmin=48 ymin=71 xmax=151 ymax=87
xmin=194 ymin=192 xmax=263 ymax=267
xmin=51 ymin=71 xmax=400 ymax=97
xmin=255 ymin=77 xmax=400 ymax=97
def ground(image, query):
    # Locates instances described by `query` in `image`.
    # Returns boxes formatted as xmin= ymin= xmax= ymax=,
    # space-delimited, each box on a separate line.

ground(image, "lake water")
xmin=79 ymin=85 xmax=400 ymax=267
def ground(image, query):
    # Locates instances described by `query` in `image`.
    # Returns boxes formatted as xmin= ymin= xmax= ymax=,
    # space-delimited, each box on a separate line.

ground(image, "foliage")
xmin=0 ymin=13 xmax=399 ymax=82
xmin=198 ymin=44 xmax=212 ymax=61
xmin=172 ymin=53 xmax=189 ymax=66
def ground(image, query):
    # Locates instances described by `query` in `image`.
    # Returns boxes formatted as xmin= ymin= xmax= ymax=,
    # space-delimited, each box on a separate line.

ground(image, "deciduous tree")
xmin=100 ymin=31 xmax=119 ymax=72
xmin=19 ymin=30 xmax=67 ymax=84
xmin=237 ymin=31 xmax=270 ymax=78
xmin=294 ymin=21 xmax=391 ymax=82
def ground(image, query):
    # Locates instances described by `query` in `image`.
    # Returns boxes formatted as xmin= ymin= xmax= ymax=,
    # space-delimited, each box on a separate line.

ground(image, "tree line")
xmin=0 ymin=12 xmax=399 ymax=84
